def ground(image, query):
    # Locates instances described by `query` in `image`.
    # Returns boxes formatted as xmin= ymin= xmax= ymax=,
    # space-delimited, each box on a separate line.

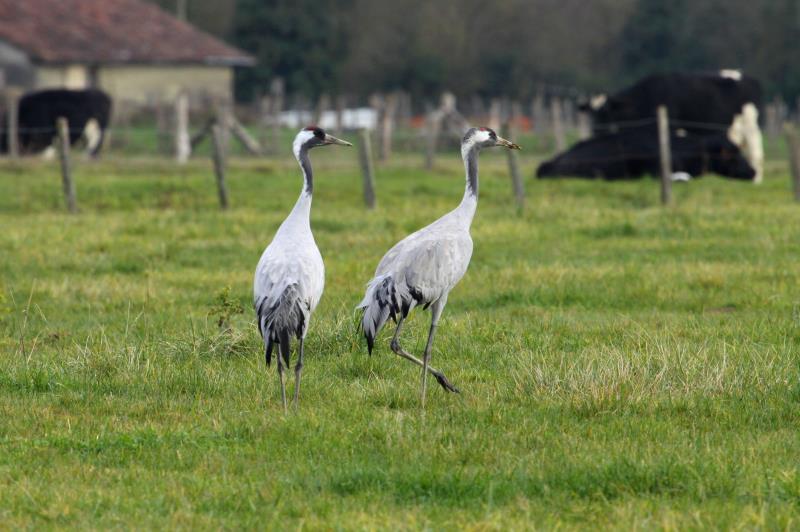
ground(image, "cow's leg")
xmin=82 ymin=119 xmax=103 ymax=159
xmin=40 ymin=145 xmax=57 ymax=160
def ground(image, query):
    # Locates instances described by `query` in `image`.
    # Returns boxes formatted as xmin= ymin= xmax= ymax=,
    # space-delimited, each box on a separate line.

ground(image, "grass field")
xmin=1 ymin=144 xmax=799 ymax=529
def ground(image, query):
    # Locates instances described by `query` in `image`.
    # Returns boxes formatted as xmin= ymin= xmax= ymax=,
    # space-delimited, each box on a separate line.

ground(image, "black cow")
xmin=536 ymin=130 xmax=755 ymax=181
xmin=580 ymin=71 xmax=763 ymax=182
xmin=1 ymin=88 xmax=112 ymax=156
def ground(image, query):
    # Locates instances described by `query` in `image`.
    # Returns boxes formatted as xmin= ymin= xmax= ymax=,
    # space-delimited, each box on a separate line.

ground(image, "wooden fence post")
xmin=257 ymin=94 xmax=271 ymax=148
xmin=657 ymin=105 xmax=672 ymax=206
xmin=5 ymin=89 xmax=20 ymax=159
xmin=229 ymin=116 xmax=262 ymax=155
xmin=424 ymin=110 xmax=441 ymax=170
xmin=379 ymin=92 xmax=399 ymax=161
xmin=269 ymin=78 xmax=284 ymax=155
xmin=175 ymin=91 xmax=190 ymax=163
xmin=531 ymin=92 xmax=546 ymax=135
xmin=108 ymin=99 xmax=132 ymax=152
xmin=563 ymin=99 xmax=576 ymax=133
xmin=784 ymin=124 xmax=800 ymax=202
xmin=488 ymin=99 xmax=502 ymax=132
xmin=776 ymin=97 xmax=789 ymax=130
xmin=155 ymin=99 xmax=171 ymax=155
xmin=334 ymin=94 xmax=345 ymax=134
xmin=577 ymin=111 xmax=591 ymax=140
xmin=56 ymin=117 xmax=77 ymax=213
xmin=504 ymin=119 xmax=525 ymax=210
xmin=211 ymin=124 xmax=230 ymax=210
xmin=796 ymin=96 xmax=800 ymax=124
xmin=369 ymin=93 xmax=384 ymax=157
xmin=765 ymin=103 xmax=780 ymax=139
xmin=397 ymin=91 xmax=412 ymax=130
xmin=358 ymin=128 xmax=377 ymax=209
xmin=550 ymin=98 xmax=566 ymax=152
xmin=214 ymin=101 xmax=232 ymax=156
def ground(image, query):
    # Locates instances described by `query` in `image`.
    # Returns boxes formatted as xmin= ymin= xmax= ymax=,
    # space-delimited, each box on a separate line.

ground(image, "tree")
xmin=146 ymin=0 xmax=237 ymax=38
xmin=232 ymin=0 xmax=351 ymax=102
xmin=190 ymin=0 xmax=798 ymax=104
xmin=618 ymin=0 xmax=702 ymax=85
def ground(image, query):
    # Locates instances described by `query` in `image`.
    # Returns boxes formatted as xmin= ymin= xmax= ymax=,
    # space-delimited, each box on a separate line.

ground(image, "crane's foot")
xmin=390 ymin=339 xmax=460 ymax=393
xmin=433 ymin=371 xmax=460 ymax=393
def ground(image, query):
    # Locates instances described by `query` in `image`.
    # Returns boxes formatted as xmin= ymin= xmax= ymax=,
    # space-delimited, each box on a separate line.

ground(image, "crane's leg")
xmin=390 ymin=315 xmax=459 ymax=394
xmin=293 ymin=337 xmax=304 ymax=408
xmin=276 ymin=334 xmax=290 ymax=414
xmin=276 ymin=356 xmax=287 ymax=413
xmin=421 ymin=297 xmax=446 ymax=408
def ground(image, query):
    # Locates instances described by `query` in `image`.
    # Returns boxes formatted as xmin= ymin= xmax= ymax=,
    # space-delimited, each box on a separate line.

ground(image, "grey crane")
xmin=254 ymin=126 xmax=351 ymax=412
xmin=358 ymin=127 xmax=520 ymax=407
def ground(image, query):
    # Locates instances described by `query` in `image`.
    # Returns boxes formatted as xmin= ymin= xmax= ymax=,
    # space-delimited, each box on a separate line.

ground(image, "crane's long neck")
xmin=285 ymin=144 xmax=313 ymax=227
xmin=457 ymin=142 xmax=479 ymax=221
xmin=298 ymin=146 xmax=313 ymax=195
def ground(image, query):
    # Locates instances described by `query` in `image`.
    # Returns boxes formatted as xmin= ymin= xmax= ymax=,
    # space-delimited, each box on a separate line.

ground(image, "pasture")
xmin=1 ymin=145 xmax=799 ymax=529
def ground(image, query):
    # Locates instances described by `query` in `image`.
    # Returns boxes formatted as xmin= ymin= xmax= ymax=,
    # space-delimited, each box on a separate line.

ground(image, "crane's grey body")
xmin=360 ymin=200 xmax=475 ymax=334
xmin=254 ymin=127 xmax=350 ymax=411
xmin=253 ymin=189 xmax=324 ymax=363
xmin=358 ymin=127 xmax=519 ymax=406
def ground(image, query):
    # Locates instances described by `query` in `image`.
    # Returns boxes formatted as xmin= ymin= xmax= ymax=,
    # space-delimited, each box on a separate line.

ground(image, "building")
xmin=0 ymin=0 xmax=254 ymax=104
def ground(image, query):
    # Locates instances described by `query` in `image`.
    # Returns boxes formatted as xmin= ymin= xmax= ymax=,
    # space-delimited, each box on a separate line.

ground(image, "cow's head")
xmin=597 ymin=95 xmax=639 ymax=125
xmin=705 ymin=136 xmax=756 ymax=180
xmin=577 ymin=94 xmax=607 ymax=113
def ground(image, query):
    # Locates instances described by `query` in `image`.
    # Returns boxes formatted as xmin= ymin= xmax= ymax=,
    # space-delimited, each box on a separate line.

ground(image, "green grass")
xmin=1 ymin=146 xmax=799 ymax=529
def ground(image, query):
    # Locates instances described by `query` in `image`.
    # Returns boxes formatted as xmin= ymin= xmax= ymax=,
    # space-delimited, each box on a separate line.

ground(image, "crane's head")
xmin=463 ymin=127 xmax=520 ymax=150
xmin=294 ymin=126 xmax=352 ymax=154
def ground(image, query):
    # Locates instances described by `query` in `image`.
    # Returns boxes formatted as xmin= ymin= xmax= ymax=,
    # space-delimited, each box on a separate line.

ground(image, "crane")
xmin=254 ymin=126 xmax=351 ymax=412
xmin=358 ymin=127 xmax=520 ymax=407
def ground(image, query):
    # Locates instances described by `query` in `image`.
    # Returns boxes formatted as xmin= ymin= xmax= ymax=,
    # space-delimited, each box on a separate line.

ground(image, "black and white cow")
xmin=580 ymin=71 xmax=764 ymax=182
xmin=1 ymin=88 xmax=112 ymax=157
xmin=536 ymin=129 xmax=755 ymax=181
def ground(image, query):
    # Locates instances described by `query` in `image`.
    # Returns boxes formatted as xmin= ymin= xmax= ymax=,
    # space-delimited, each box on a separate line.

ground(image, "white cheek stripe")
xmin=292 ymin=130 xmax=315 ymax=158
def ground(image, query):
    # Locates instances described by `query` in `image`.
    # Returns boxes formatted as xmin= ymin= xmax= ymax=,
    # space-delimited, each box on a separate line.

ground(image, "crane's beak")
xmin=324 ymin=134 xmax=352 ymax=146
xmin=496 ymin=136 xmax=521 ymax=150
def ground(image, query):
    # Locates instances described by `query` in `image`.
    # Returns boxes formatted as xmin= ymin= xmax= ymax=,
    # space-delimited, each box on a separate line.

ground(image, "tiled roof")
xmin=0 ymin=0 xmax=254 ymax=66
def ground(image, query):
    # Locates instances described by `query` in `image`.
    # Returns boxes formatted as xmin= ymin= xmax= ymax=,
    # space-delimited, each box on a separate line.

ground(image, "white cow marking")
xmin=727 ymin=102 xmax=763 ymax=183
xmin=590 ymin=94 xmax=607 ymax=110
xmin=40 ymin=145 xmax=56 ymax=161
xmin=671 ymin=172 xmax=692 ymax=182
xmin=720 ymin=69 xmax=743 ymax=81
xmin=83 ymin=119 xmax=102 ymax=156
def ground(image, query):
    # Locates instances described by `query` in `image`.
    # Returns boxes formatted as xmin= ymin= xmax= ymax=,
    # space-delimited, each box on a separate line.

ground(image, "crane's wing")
xmin=374 ymin=219 xmax=450 ymax=276
xmin=254 ymin=244 xmax=325 ymax=339
xmin=398 ymin=233 xmax=473 ymax=304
